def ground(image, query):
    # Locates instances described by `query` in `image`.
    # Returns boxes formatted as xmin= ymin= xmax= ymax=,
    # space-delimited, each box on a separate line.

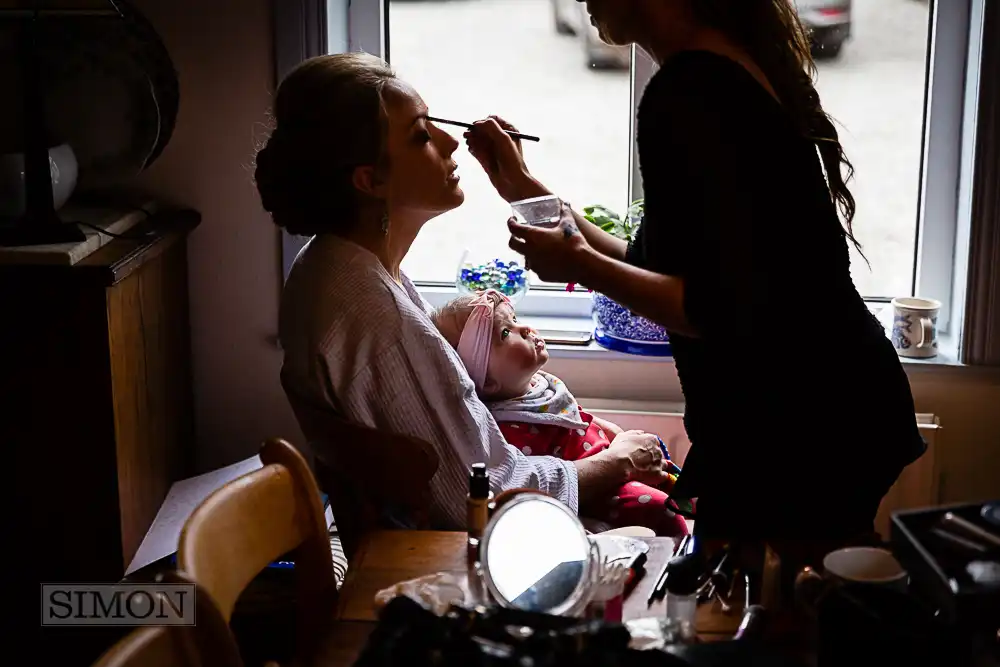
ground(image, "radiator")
xmin=876 ymin=414 xmax=942 ymax=537
xmin=586 ymin=405 xmax=942 ymax=538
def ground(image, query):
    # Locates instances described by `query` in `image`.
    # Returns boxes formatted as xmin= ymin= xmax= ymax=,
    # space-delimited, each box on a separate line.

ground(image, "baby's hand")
xmin=591 ymin=416 xmax=623 ymax=439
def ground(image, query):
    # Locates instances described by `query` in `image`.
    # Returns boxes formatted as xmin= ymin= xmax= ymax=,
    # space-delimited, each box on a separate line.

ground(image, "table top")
xmin=320 ymin=530 xmax=743 ymax=666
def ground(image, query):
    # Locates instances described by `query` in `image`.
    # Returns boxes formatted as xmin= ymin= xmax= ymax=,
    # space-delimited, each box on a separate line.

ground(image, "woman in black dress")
xmin=465 ymin=0 xmax=926 ymax=541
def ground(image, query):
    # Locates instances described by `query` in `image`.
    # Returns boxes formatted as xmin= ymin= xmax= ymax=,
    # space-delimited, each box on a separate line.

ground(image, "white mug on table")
xmin=890 ymin=297 xmax=940 ymax=358
xmin=822 ymin=546 xmax=909 ymax=592
xmin=795 ymin=546 xmax=910 ymax=609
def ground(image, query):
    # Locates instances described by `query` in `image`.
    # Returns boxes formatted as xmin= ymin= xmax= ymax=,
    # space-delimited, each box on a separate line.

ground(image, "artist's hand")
xmin=607 ymin=430 xmax=671 ymax=486
xmin=508 ymin=203 xmax=591 ymax=283
xmin=465 ymin=116 xmax=547 ymax=203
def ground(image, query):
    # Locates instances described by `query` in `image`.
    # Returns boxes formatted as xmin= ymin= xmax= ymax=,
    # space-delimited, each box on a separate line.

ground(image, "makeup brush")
xmin=428 ymin=116 xmax=540 ymax=143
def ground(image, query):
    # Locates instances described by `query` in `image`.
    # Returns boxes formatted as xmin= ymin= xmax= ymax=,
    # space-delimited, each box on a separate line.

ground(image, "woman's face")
xmin=380 ymin=81 xmax=465 ymax=216
xmin=485 ymin=301 xmax=548 ymax=399
xmin=583 ymin=0 xmax=643 ymax=47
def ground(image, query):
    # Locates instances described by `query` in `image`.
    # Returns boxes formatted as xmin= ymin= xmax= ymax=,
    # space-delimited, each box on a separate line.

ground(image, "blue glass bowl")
xmin=456 ymin=255 xmax=530 ymax=304
xmin=592 ymin=292 xmax=671 ymax=357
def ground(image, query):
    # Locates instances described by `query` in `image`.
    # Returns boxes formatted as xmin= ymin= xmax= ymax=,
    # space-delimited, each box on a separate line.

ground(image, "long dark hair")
xmin=691 ymin=0 xmax=861 ymax=252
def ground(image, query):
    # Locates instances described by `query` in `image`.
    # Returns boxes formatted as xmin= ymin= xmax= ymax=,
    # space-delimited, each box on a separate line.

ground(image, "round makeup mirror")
xmin=479 ymin=493 xmax=594 ymax=616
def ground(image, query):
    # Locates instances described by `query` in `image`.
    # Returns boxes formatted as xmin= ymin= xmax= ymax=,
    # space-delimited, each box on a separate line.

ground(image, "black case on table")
xmin=891 ymin=501 xmax=1000 ymax=632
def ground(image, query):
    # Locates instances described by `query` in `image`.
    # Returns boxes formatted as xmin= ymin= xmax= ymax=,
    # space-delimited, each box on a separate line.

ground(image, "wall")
xmin=131 ymin=2 xmax=1000 ymax=500
xmin=557 ymin=358 xmax=1000 ymax=505
xmin=905 ymin=366 xmax=1000 ymax=503
xmin=132 ymin=0 xmax=302 ymax=471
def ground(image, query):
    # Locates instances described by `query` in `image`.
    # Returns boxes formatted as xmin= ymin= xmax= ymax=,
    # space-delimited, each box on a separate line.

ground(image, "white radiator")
xmin=876 ymin=414 xmax=942 ymax=537
xmin=586 ymin=404 xmax=942 ymax=538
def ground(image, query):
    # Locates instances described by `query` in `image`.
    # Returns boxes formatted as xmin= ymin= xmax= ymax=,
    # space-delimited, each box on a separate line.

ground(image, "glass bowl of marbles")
xmin=592 ymin=292 xmax=672 ymax=357
xmin=455 ymin=250 xmax=530 ymax=303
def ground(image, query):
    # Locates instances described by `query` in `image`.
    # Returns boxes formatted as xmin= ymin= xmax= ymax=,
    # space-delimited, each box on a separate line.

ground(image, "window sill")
xmin=411 ymin=285 xmax=979 ymax=403
xmin=418 ymin=284 xmax=594 ymax=318
xmin=541 ymin=317 xmax=968 ymax=368
xmin=526 ymin=314 xmax=675 ymax=362
xmin=894 ymin=334 xmax=964 ymax=370
xmin=539 ymin=318 xmax=965 ymax=368
xmin=419 ymin=284 xmax=966 ymax=367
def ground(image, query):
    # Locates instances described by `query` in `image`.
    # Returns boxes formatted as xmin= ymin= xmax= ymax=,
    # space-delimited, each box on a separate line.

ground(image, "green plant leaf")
xmin=589 ymin=205 xmax=619 ymax=220
xmin=584 ymin=200 xmax=642 ymax=242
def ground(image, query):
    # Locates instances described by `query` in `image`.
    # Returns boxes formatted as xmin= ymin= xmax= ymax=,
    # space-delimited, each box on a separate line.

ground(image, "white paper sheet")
xmin=126 ymin=455 xmax=264 ymax=575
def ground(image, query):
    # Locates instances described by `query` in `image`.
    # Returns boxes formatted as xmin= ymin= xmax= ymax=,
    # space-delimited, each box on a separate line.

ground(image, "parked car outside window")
xmin=550 ymin=0 xmax=853 ymax=69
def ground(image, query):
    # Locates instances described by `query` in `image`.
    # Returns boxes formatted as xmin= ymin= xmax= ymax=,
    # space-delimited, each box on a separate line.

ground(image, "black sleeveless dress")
xmin=627 ymin=50 xmax=926 ymax=539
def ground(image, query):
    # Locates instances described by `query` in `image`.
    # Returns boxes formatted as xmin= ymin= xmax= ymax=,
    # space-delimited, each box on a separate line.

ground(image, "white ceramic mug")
xmin=823 ymin=547 xmax=909 ymax=592
xmin=890 ymin=297 xmax=940 ymax=358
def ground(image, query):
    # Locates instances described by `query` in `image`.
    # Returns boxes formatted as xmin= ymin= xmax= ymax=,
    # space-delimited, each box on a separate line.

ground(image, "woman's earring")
xmin=380 ymin=211 xmax=390 ymax=235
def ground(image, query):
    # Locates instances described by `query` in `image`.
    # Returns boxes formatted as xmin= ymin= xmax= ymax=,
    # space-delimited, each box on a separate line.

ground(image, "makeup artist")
xmin=465 ymin=0 xmax=926 ymax=542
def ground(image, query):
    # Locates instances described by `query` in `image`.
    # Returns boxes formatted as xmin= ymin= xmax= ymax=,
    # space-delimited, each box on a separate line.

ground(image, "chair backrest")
xmin=93 ymin=626 xmax=198 ymax=667
xmin=92 ymin=571 xmax=243 ymax=667
xmin=178 ymin=438 xmax=336 ymax=658
xmin=281 ymin=383 xmax=440 ymax=559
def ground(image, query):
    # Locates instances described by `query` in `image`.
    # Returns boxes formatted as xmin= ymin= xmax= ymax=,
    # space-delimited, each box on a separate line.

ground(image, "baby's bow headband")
xmin=457 ymin=289 xmax=511 ymax=392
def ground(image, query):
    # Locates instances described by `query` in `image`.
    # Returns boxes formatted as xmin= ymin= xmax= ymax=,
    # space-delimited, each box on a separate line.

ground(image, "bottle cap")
xmin=469 ymin=462 xmax=489 ymax=498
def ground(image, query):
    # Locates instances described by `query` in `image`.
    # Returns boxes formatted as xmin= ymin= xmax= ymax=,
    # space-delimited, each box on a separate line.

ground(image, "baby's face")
xmin=484 ymin=302 xmax=548 ymax=399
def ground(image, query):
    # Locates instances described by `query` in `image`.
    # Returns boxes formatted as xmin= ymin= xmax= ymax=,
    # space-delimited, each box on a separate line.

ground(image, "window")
xmin=337 ymin=0 xmax=974 ymax=329
xmin=386 ymin=0 xmax=633 ymax=307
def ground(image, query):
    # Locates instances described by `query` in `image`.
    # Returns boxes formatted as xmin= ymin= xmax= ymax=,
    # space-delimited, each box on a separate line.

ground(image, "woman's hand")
xmin=507 ymin=204 xmax=593 ymax=283
xmin=607 ymin=430 xmax=670 ymax=486
xmin=465 ymin=116 xmax=547 ymax=202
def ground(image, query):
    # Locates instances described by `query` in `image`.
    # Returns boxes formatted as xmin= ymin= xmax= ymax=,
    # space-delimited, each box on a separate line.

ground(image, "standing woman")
xmin=466 ymin=0 xmax=926 ymax=541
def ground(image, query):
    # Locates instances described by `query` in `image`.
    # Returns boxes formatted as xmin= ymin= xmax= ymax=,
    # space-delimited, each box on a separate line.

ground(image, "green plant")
xmin=582 ymin=198 xmax=644 ymax=243
xmin=565 ymin=199 xmax=644 ymax=293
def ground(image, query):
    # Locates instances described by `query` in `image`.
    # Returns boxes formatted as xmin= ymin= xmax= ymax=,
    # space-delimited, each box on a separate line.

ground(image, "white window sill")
xmin=418 ymin=284 xmax=969 ymax=370
xmin=419 ymin=284 xmax=595 ymax=318
xmin=542 ymin=318 xmax=965 ymax=368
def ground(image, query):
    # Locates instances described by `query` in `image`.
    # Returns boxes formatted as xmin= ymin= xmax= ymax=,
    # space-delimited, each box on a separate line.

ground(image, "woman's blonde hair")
xmin=254 ymin=53 xmax=396 ymax=236
xmin=431 ymin=294 xmax=481 ymax=349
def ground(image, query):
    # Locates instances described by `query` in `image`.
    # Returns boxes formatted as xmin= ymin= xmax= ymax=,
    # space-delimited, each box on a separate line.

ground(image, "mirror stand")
xmin=476 ymin=492 xmax=603 ymax=617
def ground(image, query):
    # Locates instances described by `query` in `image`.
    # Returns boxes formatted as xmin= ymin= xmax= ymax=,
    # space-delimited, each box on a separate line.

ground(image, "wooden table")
xmin=318 ymin=531 xmax=743 ymax=666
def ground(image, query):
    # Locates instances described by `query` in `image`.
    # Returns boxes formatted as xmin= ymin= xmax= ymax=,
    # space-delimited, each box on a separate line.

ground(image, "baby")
xmin=433 ymin=289 xmax=690 ymax=537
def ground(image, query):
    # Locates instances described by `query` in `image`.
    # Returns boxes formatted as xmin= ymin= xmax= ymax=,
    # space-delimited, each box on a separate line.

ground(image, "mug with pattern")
xmin=890 ymin=297 xmax=940 ymax=358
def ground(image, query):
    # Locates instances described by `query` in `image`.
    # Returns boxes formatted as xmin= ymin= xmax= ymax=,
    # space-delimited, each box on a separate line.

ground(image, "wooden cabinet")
xmin=4 ymin=209 xmax=199 ymax=586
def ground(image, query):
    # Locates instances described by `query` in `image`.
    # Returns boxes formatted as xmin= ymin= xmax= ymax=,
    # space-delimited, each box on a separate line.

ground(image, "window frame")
xmin=342 ymin=0 xmax=970 ymax=324
xmin=957 ymin=0 xmax=1000 ymax=365
xmin=272 ymin=0 xmax=998 ymax=366
xmin=914 ymin=0 xmax=974 ymax=335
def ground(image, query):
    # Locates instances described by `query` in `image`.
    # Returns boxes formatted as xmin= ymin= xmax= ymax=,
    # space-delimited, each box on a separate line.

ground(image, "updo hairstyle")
xmin=254 ymin=53 xmax=397 ymax=236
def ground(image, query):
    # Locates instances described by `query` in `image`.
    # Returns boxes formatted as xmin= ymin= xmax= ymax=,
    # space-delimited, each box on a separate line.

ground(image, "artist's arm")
xmin=498 ymin=174 xmax=629 ymax=262
xmin=577 ymin=244 xmax=696 ymax=337
xmin=463 ymin=115 xmax=690 ymax=332
xmin=464 ymin=117 xmax=627 ymax=261
xmin=506 ymin=217 xmax=697 ymax=338
xmin=475 ymin=77 xmax=760 ymax=342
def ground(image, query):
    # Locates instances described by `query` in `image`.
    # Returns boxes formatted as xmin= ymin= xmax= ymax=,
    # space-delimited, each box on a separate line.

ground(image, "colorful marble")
xmin=457 ymin=257 xmax=530 ymax=301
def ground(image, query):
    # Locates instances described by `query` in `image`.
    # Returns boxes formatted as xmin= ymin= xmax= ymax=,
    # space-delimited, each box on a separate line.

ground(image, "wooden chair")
xmin=178 ymin=438 xmax=336 ymax=664
xmin=92 ymin=570 xmax=243 ymax=667
xmin=281 ymin=384 xmax=440 ymax=560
